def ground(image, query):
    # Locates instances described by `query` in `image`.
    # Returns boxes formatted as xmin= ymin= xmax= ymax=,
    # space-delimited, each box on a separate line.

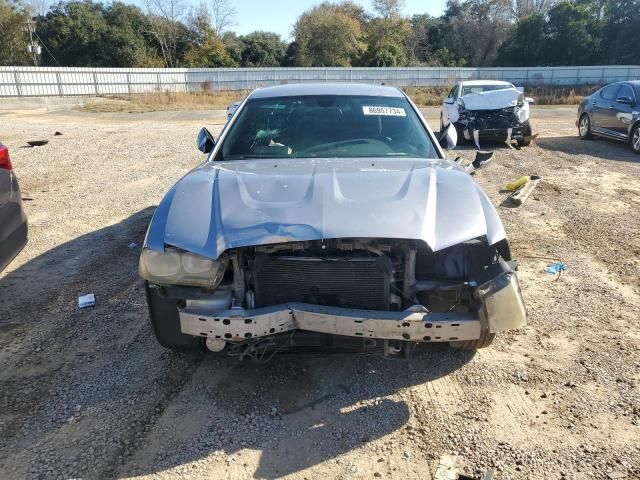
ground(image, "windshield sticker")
xmin=362 ymin=106 xmax=406 ymax=117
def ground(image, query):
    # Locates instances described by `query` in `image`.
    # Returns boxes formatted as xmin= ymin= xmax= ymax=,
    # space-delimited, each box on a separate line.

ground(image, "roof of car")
xmin=248 ymin=83 xmax=405 ymax=99
xmin=459 ymin=80 xmax=514 ymax=86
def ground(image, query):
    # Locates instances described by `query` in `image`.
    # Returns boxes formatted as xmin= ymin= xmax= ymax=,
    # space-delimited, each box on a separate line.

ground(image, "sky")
xmin=231 ymin=0 xmax=448 ymax=39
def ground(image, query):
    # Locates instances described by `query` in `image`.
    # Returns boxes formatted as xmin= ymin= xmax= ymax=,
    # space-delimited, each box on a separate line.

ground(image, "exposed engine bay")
xmin=148 ymin=237 xmax=526 ymax=359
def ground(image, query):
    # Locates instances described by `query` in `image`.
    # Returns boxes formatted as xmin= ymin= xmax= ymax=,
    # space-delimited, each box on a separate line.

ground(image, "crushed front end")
xmin=141 ymin=238 xmax=526 ymax=358
xmin=456 ymin=94 xmax=533 ymax=149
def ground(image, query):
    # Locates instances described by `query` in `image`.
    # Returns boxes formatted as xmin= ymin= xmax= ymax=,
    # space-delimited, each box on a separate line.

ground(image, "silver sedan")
xmin=0 ymin=143 xmax=28 ymax=272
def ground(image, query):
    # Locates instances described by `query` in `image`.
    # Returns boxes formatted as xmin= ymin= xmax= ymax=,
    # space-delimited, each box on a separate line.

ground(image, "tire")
xmin=449 ymin=330 xmax=496 ymax=351
xmin=145 ymin=282 xmax=202 ymax=352
xmin=517 ymin=120 xmax=532 ymax=147
xmin=579 ymin=114 xmax=593 ymax=140
xmin=630 ymin=124 xmax=640 ymax=155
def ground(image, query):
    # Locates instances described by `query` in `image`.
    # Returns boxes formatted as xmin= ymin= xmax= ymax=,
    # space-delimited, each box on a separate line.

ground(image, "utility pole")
xmin=23 ymin=20 xmax=41 ymax=66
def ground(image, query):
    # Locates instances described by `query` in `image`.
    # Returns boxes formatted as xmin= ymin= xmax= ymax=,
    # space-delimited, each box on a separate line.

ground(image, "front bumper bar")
xmin=177 ymin=271 xmax=526 ymax=344
xmin=180 ymin=304 xmax=481 ymax=343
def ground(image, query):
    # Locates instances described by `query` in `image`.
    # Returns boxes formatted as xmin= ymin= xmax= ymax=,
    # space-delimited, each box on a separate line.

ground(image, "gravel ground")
xmin=0 ymin=100 xmax=639 ymax=480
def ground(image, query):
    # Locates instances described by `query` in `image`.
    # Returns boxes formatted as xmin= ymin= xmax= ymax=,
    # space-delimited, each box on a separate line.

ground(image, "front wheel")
xmin=517 ymin=121 xmax=533 ymax=147
xmin=579 ymin=114 xmax=593 ymax=140
xmin=449 ymin=330 xmax=495 ymax=351
xmin=630 ymin=124 xmax=640 ymax=155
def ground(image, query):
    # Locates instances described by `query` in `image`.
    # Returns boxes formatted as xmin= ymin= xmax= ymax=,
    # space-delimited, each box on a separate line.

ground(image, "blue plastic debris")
xmin=544 ymin=262 xmax=566 ymax=274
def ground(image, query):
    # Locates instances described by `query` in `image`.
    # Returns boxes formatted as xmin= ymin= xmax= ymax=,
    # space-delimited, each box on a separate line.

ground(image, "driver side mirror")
xmin=617 ymin=96 xmax=634 ymax=105
xmin=197 ymin=127 xmax=216 ymax=154
xmin=439 ymin=123 xmax=458 ymax=150
xmin=444 ymin=97 xmax=455 ymax=105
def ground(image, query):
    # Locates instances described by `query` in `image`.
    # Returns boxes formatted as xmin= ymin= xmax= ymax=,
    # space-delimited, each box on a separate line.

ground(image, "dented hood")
xmin=461 ymin=88 xmax=521 ymax=111
xmin=144 ymin=158 xmax=506 ymax=259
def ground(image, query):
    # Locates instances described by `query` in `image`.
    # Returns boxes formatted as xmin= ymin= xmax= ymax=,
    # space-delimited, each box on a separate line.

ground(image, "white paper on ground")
xmin=78 ymin=293 xmax=96 ymax=308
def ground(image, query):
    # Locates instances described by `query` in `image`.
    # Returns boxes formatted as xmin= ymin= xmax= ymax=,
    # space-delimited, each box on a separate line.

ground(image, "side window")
xmin=618 ymin=85 xmax=635 ymax=102
xmin=448 ymin=86 xmax=457 ymax=98
xmin=601 ymin=84 xmax=620 ymax=101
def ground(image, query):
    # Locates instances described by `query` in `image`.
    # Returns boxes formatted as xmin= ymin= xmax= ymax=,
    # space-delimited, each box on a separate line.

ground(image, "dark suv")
xmin=577 ymin=81 xmax=640 ymax=154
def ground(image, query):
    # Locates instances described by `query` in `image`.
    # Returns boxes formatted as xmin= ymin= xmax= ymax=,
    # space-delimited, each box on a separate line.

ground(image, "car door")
xmin=591 ymin=84 xmax=621 ymax=133
xmin=610 ymin=84 xmax=637 ymax=137
xmin=441 ymin=84 xmax=459 ymax=127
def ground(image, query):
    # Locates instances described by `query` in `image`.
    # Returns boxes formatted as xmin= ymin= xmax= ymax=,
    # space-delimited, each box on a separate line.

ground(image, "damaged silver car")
xmin=441 ymin=80 xmax=535 ymax=149
xmin=140 ymin=83 xmax=526 ymax=358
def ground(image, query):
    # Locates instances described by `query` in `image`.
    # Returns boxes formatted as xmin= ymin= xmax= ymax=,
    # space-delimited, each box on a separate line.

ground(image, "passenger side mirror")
xmin=465 ymin=150 xmax=494 ymax=173
xmin=617 ymin=96 xmax=634 ymax=105
xmin=444 ymin=97 xmax=455 ymax=105
xmin=197 ymin=127 xmax=216 ymax=154
xmin=439 ymin=123 xmax=458 ymax=150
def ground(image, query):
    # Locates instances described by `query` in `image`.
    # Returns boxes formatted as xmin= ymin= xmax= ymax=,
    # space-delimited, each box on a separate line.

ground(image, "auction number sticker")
xmin=362 ymin=106 xmax=406 ymax=117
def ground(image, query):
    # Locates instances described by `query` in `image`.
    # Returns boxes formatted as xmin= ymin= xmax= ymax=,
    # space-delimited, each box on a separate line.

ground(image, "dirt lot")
xmin=0 ymin=99 xmax=639 ymax=480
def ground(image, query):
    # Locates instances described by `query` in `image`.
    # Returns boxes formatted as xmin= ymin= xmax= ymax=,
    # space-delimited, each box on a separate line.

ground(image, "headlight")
xmin=139 ymin=248 xmax=228 ymax=288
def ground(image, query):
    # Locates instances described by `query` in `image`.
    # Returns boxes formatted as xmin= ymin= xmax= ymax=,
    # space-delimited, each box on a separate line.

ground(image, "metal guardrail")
xmin=1 ymin=65 xmax=639 ymax=97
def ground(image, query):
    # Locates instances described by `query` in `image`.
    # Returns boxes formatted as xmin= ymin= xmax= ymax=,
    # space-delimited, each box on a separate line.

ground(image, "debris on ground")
xmin=506 ymin=176 xmax=530 ymax=192
xmin=26 ymin=140 xmax=49 ymax=147
xmin=544 ymin=262 xmax=566 ymax=275
xmin=78 ymin=293 xmax=96 ymax=308
xmin=54 ymin=131 xmax=63 ymax=136
xmin=433 ymin=454 xmax=465 ymax=480
xmin=128 ymin=242 xmax=138 ymax=248
xmin=508 ymin=175 xmax=541 ymax=206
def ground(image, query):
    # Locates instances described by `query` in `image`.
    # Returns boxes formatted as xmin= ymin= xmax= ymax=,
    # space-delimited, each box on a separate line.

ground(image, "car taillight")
xmin=0 ymin=145 xmax=12 ymax=170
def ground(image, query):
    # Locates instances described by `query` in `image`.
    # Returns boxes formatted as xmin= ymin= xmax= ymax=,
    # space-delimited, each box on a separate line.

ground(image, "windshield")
xmin=461 ymin=84 xmax=513 ymax=95
xmin=217 ymin=95 xmax=438 ymax=160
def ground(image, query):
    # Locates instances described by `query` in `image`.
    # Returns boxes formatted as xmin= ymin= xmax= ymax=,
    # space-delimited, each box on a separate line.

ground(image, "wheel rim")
xmin=633 ymin=129 xmax=640 ymax=152
xmin=579 ymin=116 xmax=589 ymax=136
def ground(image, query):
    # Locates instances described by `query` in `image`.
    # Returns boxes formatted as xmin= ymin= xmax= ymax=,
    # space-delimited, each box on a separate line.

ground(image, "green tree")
xmin=0 ymin=0 xmax=32 ymax=66
xmin=36 ymin=1 xmax=163 ymax=67
xmin=406 ymin=13 xmax=439 ymax=65
xmin=543 ymin=1 xmax=598 ymax=65
xmin=371 ymin=0 xmax=405 ymax=18
xmin=239 ymin=31 xmax=286 ymax=67
xmin=221 ymin=30 xmax=244 ymax=64
xmin=182 ymin=4 xmax=234 ymax=67
xmin=599 ymin=0 xmax=640 ymax=64
xmin=292 ymin=1 xmax=365 ymax=66
xmin=363 ymin=17 xmax=411 ymax=66
xmin=496 ymin=11 xmax=547 ymax=66
xmin=36 ymin=1 xmax=109 ymax=66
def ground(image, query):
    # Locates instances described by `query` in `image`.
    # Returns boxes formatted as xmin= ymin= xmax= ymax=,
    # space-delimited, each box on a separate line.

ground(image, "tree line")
xmin=1 ymin=0 xmax=638 ymax=68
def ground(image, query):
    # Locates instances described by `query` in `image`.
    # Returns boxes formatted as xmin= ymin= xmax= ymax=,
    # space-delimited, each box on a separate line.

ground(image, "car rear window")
xmin=217 ymin=95 xmax=438 ymax=160
xmin=461 ymin=84 xmax=513 ymax=95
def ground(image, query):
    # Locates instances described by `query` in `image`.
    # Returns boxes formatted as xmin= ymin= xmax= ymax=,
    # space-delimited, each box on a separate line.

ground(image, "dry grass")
xmin=404 ymin=84 xmax=599 ymax=106
xmin=78 ymin=90 xmax=248 ymax=113
xmin=76 ymin=84 xmax=600 ymax=113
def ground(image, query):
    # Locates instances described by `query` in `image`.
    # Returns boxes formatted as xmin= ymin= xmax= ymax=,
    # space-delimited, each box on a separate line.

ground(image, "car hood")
xmin=144 ymin=157 xmax=506 ymax=259
xmin=461 ymin=88 xmax=522 ymax=111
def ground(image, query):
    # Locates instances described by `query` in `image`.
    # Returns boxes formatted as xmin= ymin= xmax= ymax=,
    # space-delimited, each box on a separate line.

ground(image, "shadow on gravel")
xmin=0 ymin=207 xmax=474 ymax=480
xmin=250 ymin=347 xmax=474 ymax=479
xmin=536 ymin=135 xmax=639 ymax=163
xmin=116 ymin=345 xmax=474 ymax=480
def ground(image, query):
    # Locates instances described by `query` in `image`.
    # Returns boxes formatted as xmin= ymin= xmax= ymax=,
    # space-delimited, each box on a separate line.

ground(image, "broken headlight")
xmin=139 ymin=248 xmax=228 ymax=288
xmin=475 ymin=271 xmax=527 ymax=332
